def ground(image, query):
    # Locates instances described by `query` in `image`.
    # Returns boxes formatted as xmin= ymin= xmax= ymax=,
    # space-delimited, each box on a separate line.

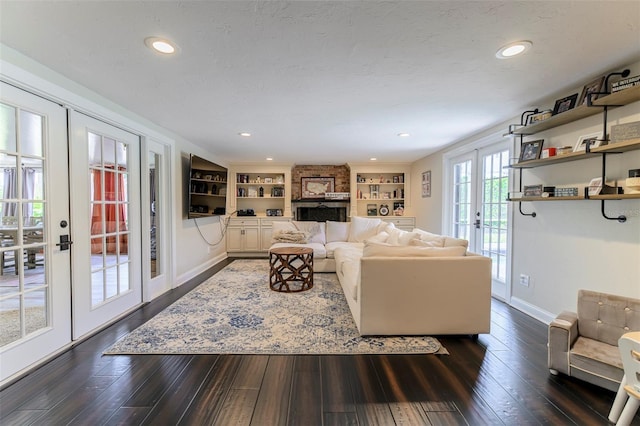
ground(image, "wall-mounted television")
xmin=187 ymin=154 xmax=228 ymax=219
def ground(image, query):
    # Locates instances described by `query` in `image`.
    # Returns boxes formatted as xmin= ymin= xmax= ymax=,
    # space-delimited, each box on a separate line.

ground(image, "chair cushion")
xmin=570 ymin=336 xmax=623 ymax=384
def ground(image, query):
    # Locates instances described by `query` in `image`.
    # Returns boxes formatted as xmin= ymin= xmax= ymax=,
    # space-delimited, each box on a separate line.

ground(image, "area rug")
xmin=104 ymin=259 xmax=447 ymax=355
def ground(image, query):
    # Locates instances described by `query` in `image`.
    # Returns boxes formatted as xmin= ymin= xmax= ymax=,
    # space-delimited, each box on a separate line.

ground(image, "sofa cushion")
xmin=269 ymin=242 xmax=327 ymax=259
xmin=410 ymin=238 xmax=446 ymax=248
xmin=386 ymin=228 xmax=420 ymax=246
xmin=365 ymin=231 xmax=390 ymax=244
xmin=341 ymin=260 xmax=360 ymax=301
xmin=293 ymin=221 xmax=326 ymax=244
xmin=362 ymin=241 xmax=467 ymax=257
xmin=348 ymin=216 xmax=383 ymax=242
xmin=326 ymin=221 xmax=350 ymax=243
xmin=444 ymin=237 xmax=469 ymax=249
xmin=325 ymin=241 xmax=363 ymax=259
xmin=412 ymin=228 xmax=446 ymax=247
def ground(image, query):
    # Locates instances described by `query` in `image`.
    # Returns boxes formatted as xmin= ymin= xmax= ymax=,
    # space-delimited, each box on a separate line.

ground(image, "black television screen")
xmin=187 ymin=154 xmax=228 ymax=219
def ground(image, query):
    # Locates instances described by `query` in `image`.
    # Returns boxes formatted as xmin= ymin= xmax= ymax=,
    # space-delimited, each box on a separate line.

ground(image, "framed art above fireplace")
xmin=301 ymin=176 xmax=335 ymax=199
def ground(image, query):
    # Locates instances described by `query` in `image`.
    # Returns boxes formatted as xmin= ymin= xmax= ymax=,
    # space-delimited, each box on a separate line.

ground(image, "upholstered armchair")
xmin=548 ymin=290 xmax=640 ymax=391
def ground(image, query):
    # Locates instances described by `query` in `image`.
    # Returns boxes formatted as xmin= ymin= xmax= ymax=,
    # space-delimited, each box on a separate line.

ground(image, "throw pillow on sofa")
xmin=412 ymin=228 xmax=446 ymax=246
xmin=293 ymin=221 xmax=326 ymax=244
xmin=410 ymin=237 xmax=445 ymax=247
xmin=347 ymin=216 xmax=382 ymax=242
xmin=326 ymin=221 xmax=350 ymax=242
xmin=386 ymin=227 xmax=421 ymax=246
xmin=363 ymin=241 xmax=467 ymax=257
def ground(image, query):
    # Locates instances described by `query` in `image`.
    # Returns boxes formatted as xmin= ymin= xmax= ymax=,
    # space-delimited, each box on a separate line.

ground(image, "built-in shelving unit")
xmin=188 ymin=160 xmax=228 ymax=218
xmin=506 ymin=77 xmax=640 ymax=223
xmin=354 ymin=172 xmax=406 ymax=217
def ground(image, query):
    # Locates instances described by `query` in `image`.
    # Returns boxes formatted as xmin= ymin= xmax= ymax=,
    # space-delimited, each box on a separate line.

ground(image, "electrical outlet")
xmin=519 ymin=274 xmax=530 ymax=287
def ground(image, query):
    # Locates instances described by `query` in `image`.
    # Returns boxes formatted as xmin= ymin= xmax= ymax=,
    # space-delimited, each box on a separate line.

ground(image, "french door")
xmin=0 ymin=82 xmax=71 ymax=384
xmin=447 ymin=141 xmax=512 ymax=301
xmin=69 ymin=111 xmax=142 ymax=339
xmin=143 ymin=138 xmax=172 ymax=300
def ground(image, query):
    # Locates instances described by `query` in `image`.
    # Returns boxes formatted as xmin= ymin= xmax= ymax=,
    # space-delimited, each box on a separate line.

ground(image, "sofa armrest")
xmin=548 ymin=311 xmax=579 ymax=375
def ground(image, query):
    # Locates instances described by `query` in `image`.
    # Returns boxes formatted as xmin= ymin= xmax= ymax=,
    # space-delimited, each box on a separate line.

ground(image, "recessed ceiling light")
xmin=370 ymin=157 xmax=377 ymax=161
xmin=144 ymin=37 xmax=177 ymax=54
xmin=238 ymin=132 xmax=252 ymax=137
xmin=266 ymin=157 xmax=273 ymax=161
xmin=397 ymin=132 xmax=410 ymax=137
xmin=496 ymin=40 xmax=532 ymax=59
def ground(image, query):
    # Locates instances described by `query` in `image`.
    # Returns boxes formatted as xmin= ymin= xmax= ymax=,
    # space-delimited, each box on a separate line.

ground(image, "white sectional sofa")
xmin=270 ymin=217 xmax=492 ymax=336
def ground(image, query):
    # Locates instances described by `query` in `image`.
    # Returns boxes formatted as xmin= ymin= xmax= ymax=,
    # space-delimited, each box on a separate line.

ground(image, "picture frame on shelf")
xmin=366 ymin=203 xmax=378 ymax=216
xmin=519 ymin=139 xmax=544 ymax=162
xmin=578 ymin=76 xmax=605 ymax=106
xmin=588 ymin=177 xmax=603 ymax=196
xmin=301 ymin=176 xmax=335 ymax=199
xmin=263 ymin=177 xmax=273 ymax=184
xmin=523 ymin=184 xmax=543 ymax=197
xmin=573 ymin=132 xmax=604 ymax=152
xmin=552 ymin=93 xmax=578 ymax=115
xmin=421 ymin=170 xmax=431 ymax=198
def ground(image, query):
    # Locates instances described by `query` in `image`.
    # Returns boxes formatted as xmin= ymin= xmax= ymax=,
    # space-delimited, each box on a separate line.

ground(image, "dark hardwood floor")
xmin=1 ymin=259 xmax=637 ymax=425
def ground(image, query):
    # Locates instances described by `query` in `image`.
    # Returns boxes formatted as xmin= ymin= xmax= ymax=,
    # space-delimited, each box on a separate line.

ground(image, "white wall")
xmin=412 ymin=61 xmax=640 ymax=322
xmin=1 ymin=45 xmax=229 ymax=296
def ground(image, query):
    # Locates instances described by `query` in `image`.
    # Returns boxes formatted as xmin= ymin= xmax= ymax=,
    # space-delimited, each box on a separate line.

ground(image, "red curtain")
xmin=91 ymin=166 xmax=128 ymax=254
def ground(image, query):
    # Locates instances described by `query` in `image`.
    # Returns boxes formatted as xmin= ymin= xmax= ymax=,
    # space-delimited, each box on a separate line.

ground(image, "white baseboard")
xmin=175 ymin=253 xmax=228 ymax=287
xmin=509 ymin=296 xmax=555 ymax=325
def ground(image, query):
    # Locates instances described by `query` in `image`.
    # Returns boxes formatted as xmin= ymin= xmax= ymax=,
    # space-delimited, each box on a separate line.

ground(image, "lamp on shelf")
xmin=604 ymin=68 xmax=631 ymax=93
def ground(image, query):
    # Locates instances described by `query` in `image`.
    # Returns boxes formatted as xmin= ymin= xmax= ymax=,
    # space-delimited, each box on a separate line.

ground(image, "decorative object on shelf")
xmin=393 ymin=202 xmax=404 ymax=216
xmin=552 ymin=93 xmax=578 ymax=115
xmin=519 ymin=139 xmax=544 ymax=162
xmin=369 ymin=184 xmax=380 ymax=199
xmin=219 ymin=188 xmax=227 ymax=196
xmin=264 ymin=177 xmax=273 ymax=183
xmin=271 ymin=186 xmax=284 ymax=197
xmin=259 ymin=187 xmax=264 ymax=197
xmin=211 ymin=184 xmax=217 ymax=195
xmin=325 ymin=192 xmax=350 ymax=200
xmin=238 ymin=174 xmax=249 ymax=183
xmin=379 ymin=204 xmax=390 ymax=216
xmin=422 ymin=170 xmax=431 ymax=198
xmin=555 ymin=187 xmax=579 ymax=197
xmin=542 ymin=186 xmax=555 ymax=197
xmin=367 ymin=203 xmax=378 ymax=216
xmin=610 ymin=121 xmax=640 ymax=144
xmin=556 ymin=146 xmax=573 ymax=155
xmin=574 ymin=132 xmax=604 ymax=152
xmin=275 ymin=175 xmax=284 ymax=184
xmin=248 ymin=187 xmax=258 ymax=198
xmin=256 ymin=176 xmax=261 ymax=183
xmin=193 ymin=171 xmax=201 ymax=179
xmin=523 ymin=184 xmax=543 ymax=197
xmin=237 ymin=187 xmax=247 ymax=197
xmin=626 ymin=169 xmax=640 ymax=194
xmin=266 ymin=209 xmax=283 ymax=216
xmin=301 ymin=176 xmax=335 ymax=199
xmin=541 ymin=147 xmax=556 ymax=158
xmin=612 ymin=74 xmax=640 ymax=93
xmin=578 ymin=76 xmax=605 ymax=106
xmin=588 ymin=177 xmax=603 ymax=196
xmin=393 ymin=176 xmax=399 ymax=183
xmin=528 ymin=110 xmax=552 ymax=124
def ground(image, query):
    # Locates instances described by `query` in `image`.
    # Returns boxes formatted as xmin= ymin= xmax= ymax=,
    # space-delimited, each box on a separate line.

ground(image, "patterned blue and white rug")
xmin=104 ymin=259 xmax=446 ymax=355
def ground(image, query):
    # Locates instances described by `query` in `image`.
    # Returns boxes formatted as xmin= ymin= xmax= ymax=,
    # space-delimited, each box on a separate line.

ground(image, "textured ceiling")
xmin=1 ymin=1 xmax=639 ymax=164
